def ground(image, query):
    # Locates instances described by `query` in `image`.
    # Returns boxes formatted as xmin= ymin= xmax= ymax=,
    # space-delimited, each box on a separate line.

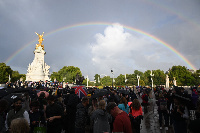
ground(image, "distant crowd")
xmin=0 ymin=83 xmax=200 ymax=133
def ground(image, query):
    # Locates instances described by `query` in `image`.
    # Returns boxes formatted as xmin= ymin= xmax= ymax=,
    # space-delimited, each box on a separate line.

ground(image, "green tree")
xmin=126 ymin=74 xmax=135 ymax=86
xmin=169 ymin=65 xmax=194 ymax=86
xmin=192 ymin=70 xmax=200 ymax=86
xmin=115 ymin=74 xmax=125 ymax=86
xmin=152 ymin=70 xmax=166 ymax=86
xmin=134 ymin=70 xmax=144 ymax=77
xmin=133 ymin=70 xmax=144 ymax=86
xmin=0 ymin=63 xmax=13 ymax=83
xmin=82 ymin=78 xmax=87 ymax=86
xmin=11 ymin=71 xmax=26 ymax=82
xmin=94 ymin=74 xmax=101 ymax=86
xmin=50 ymin=66 xmax=82 ymax=83
xmin=143 ymin=70 xmax=151 ymax=86
xmin=50 ymin=72 xmax=60 ymax=81
xmin=100 ymin=76 xmax=112 ymax=86
xmin=139 ymin=79 xmax=145 ymax=86
xmin=19 ymin=74 xmax=26 ymax=81
xmin=82 ymin=78 xmax=96 ymax=86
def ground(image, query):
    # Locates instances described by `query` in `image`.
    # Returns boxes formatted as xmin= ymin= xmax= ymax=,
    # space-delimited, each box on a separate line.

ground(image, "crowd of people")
xmin=0 ymin=84 xmax=200 ymax=133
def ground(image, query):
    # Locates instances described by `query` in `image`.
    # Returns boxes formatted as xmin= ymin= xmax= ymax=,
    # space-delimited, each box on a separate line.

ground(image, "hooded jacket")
xmin=75 ymin=103 xmax=89 ymax=130
xmin=91 ymin=109 xmax=111 ymax=133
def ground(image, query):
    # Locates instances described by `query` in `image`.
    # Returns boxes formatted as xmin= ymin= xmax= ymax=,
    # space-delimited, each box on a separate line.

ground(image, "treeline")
xmin=0 ymin=63 xmax=26 ymax=83
xmin=1 ymin=63 xmax=200 ymax=87
xmin=87 ymin=66 xmax=200 ymax=87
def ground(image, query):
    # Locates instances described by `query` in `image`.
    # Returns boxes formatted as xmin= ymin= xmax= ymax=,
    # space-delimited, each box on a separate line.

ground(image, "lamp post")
xmin=111 ymin=70 xmax=114 ymax=88
xmin=150 ymin=71 xmax=154 ymax=89
xmin=137 ymin=75 xmax=140 ymax=86
xmin=125 ymin=74 xmax=127 ymax=85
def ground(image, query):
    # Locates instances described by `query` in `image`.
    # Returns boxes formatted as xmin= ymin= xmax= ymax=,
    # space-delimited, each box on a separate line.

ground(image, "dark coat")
xmin=75 ymin=103 xmax=89 ymax=130
xmin=91 ymin=109 xmax=111 ymax=133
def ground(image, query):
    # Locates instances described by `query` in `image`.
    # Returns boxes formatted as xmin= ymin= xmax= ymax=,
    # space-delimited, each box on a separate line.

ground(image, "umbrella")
xmin=2 ymin=93 xmax=23 ymax=104
xmin=37 ymin=91 xmax=49 ymax=98
xmin=118 ymin=89 xmax=129 ymax=95
xmin=0 ymin=89 xmax=9 ymax=99
xmin=15 ymin=88 xmax=31 ymax=93
xmin=4 ymin=88 xmax=16 ymax=94
xmin=92 ymin=89 xmax=112 ymax=99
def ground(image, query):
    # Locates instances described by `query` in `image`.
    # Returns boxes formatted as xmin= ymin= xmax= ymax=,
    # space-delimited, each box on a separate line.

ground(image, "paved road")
xmin=139 ymin=92 xmax=174 ymax=133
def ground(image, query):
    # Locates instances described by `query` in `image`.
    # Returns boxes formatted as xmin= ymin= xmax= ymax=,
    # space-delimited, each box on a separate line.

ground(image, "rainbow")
xmin=5 ymin=22 xmax=197 ymax=70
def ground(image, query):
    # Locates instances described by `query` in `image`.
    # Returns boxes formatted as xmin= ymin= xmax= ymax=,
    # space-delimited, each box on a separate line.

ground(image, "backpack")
xmin=160 ymin=100 xmax=167 ymax=110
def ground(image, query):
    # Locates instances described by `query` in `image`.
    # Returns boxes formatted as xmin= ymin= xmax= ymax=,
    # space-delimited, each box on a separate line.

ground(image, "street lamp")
xmin=137 ymin=75 xmax=140 ymax=86
xmin=111 ymin=70 xmax=114 ymax=89
xmin=150 ymin=71 xmax=154 ymax=89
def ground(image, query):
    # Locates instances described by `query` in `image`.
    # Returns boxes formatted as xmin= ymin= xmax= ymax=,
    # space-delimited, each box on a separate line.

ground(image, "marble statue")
xmin=26 ymin=32 xmax=50 ymax=82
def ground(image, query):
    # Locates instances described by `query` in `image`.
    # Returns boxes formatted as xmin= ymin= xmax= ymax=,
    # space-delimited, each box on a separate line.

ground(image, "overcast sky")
xmin=0 ymin=0 xmax=200 ymax=80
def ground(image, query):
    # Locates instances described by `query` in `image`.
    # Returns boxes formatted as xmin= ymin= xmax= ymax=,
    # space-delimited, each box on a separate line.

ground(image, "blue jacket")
xmin=118 ymin=104 xmax=129 ymax=114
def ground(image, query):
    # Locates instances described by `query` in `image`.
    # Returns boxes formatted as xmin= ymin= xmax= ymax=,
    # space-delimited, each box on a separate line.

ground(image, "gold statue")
xmin=35 ymin=32 xmax=44 ymax=50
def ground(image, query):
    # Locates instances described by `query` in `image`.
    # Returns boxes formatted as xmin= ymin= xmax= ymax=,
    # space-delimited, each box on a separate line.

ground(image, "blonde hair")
xmin=98 ymin=100 xmax=106 ymax=110
xmin=10 ymin=118 xmax=29 ymax=133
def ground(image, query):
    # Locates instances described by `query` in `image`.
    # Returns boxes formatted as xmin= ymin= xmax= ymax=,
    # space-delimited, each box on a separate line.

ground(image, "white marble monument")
xmin=26 ymin=32 xmax=50 ymax=82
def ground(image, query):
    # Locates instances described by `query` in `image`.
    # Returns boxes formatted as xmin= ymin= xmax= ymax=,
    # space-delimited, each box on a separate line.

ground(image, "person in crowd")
xmin=171 ymin=96 xmax=189 ymax=133
xmin=10 ymin=118 xmax=29 ymax=133
xmin=137 ymin=87 xmax=141 ymax=97
xmin=106 ymin=102 xmax=132 ymax=133
xmin=0 ymin=99 xmax=9 ymax=133
xmin=118 ymin=96 xmax=129 ymax=114
xmin=64 ymin=88 xmax=79 ymax=133
xmin=91 ymin=100 xmax=111 ymax=133
xmin=129 ymin=99 xmax=143 ymax=133
xmin=29 ymin=100 xmax=45 ymax=133
xmin=5 ymin=97 xmax=30 ymax=131
xmin=88 ymin=98 xmax=98 ymax=133
xmin=129 ymin=90 xmax=137 ymax=102
xmin=45 ymin=95 xmax=63 ymax=133
xmin=195 ymin=100 xmax=200 ymax=119
xmin=56 ymin=97 xmax=64 ymax=111
xmin=108 ymin=90 xmax=120 ymax=104
xmin=191 ymin=89 xmax=199 ymax=110
xmin=114 ymin=90 xmax=120 ymax=105
xmin=37 ymin=92 xmax=47 ymax=112
xmin=29 ymin=89 xmax=37 ymax=100
xmin=141 ymin=91 xmax=149 ymax=113
xmin=188 ymin=118 xmax=200 ymax=133
xmin=75 ymin=96 xmax=90 ymax=133
xmin=156 ymin=93 xmax=169 ymax=130
xmin=22 ymin=92 xmax=30 ymax=112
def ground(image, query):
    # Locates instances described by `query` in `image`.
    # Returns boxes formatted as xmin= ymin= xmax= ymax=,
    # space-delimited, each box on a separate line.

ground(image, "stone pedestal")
xmin=26 ymin=46 xmax=50 ymax=82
